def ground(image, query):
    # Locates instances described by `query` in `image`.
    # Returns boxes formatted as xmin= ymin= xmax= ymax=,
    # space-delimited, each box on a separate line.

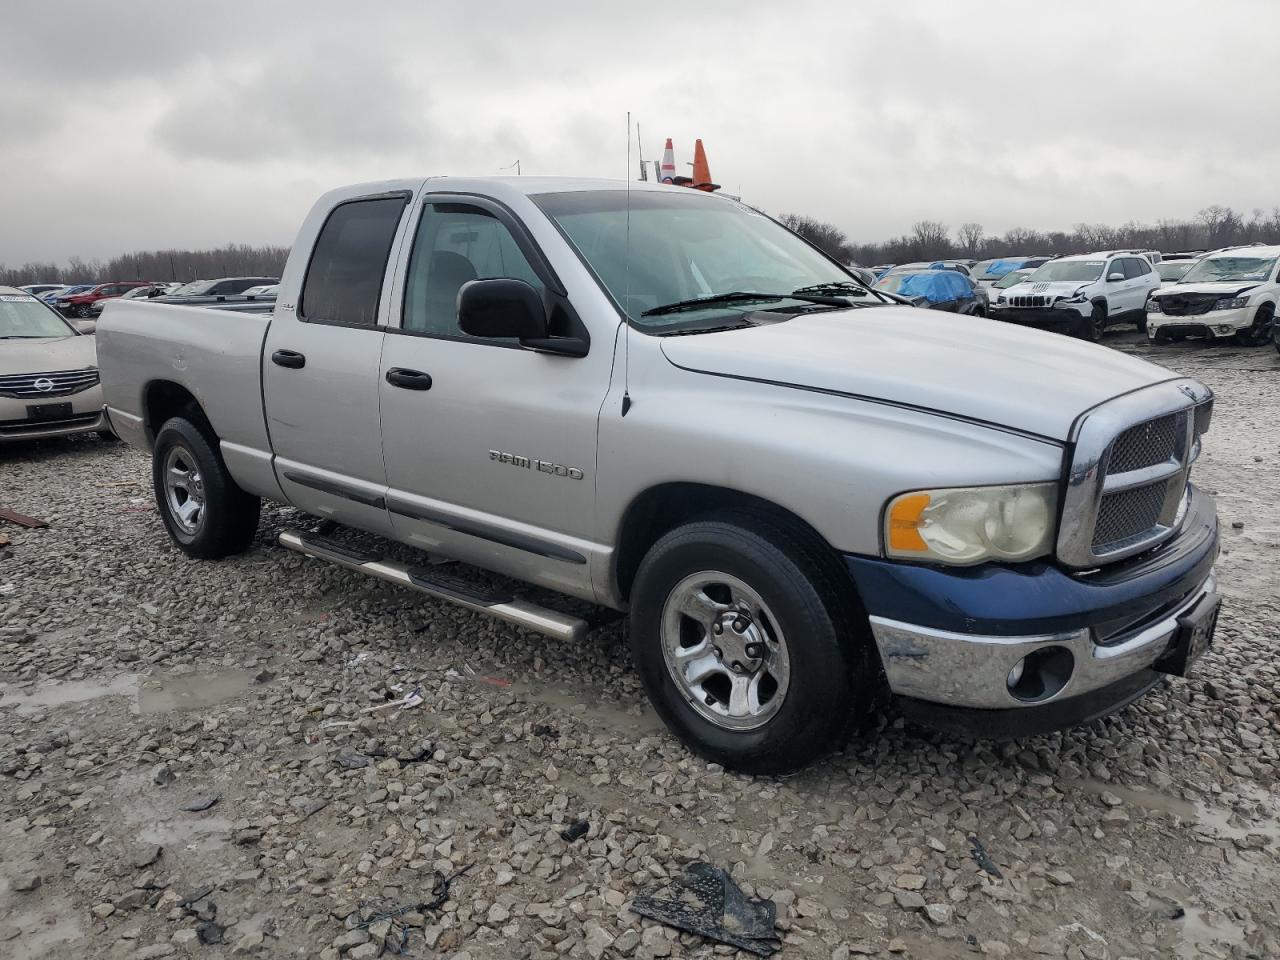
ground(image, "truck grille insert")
xmin=0 ymin=368 xmax=100 ymax=398
xmin=1108 ymin=412 xmax=1184 ymax=474
xmin=1091 ymin=482 xmax=1174 ymax=549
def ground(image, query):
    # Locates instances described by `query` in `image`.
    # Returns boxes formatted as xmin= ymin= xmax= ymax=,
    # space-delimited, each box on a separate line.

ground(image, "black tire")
xmin=151 ymin=416 xmax=260 ymax=559
xmin=1136 ymin=312 xmax=1148 ymax=334
xmin=629 ymin=514 xmax=879 ymax=774
xmin=1233 ymin=303 xmax=1274 ymax=347
xmin=1077 ymin=301 xmax=1106 ymax=341
xmin=75 ymin=303 xmax=93 ymax=318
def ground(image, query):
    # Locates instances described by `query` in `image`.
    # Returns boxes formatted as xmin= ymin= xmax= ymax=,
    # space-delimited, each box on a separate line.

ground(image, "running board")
xmin=278 ymin=530 xmax=588 ymax=643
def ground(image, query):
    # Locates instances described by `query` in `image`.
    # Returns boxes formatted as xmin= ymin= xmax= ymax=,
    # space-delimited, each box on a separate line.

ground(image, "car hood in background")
xmin=0 ymin=334 xmax=96 ymax=374
xmin=659 ymin=306 xmax=1172 ymax=441
xmin=1152 ymin=282 xmax=1260 ymax=299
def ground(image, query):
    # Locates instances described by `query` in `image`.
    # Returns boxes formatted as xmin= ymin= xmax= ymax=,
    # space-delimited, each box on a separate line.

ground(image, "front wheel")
xmin=152 ymin=416 xmax=260 ymax=559
xmin=629 ymin=515 xmax=878 ymax=774
xmin=1077 ymin=302 xmax=1107 ymax=341
xmin=75 ymin=304 xmax=93 ymax=318
xmin=1233 ymin=303 xmax=1274 ymax=347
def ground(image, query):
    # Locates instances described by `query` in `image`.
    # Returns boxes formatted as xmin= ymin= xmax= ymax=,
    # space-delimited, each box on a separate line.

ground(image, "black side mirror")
xmin=458 ymin=278 xmax=548 ymax=340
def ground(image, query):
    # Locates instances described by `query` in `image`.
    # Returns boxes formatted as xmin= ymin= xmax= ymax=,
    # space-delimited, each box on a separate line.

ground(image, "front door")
xmin=377 ymin=196 xmax=613 ymax=601
xmin=263 ymin=192 xmax=412 ymax=536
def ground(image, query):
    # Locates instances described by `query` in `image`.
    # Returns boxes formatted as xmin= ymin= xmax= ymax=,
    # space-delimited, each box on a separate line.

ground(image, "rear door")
xmin=262 ymin=191 xmax=412 ymax=536
xmin=376 ymin=194 xmax=610 ymax=600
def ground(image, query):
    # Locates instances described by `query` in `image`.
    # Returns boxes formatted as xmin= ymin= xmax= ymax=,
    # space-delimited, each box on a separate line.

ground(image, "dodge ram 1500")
xmin=98 ymin=177 xmax=1220 ymax=773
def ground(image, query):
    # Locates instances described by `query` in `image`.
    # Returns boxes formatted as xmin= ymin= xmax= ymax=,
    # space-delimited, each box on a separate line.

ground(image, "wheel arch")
xmin=142 ymin=380 xmax=214 ymax=446
xmin=611 ymin=482 xmax=847 ymax=605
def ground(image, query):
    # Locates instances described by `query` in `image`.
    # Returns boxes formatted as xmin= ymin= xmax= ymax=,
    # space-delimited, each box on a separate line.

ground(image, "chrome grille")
xmin=1092 ymin=482 xmax=1174 ymax=548
xmin=1057 ymin=379 xmax=1214 ymax=568
xmin=0 ymin=368 xmax=99 ymax=398
xmin=1108 ymin=412 xmax=1186 ymax=474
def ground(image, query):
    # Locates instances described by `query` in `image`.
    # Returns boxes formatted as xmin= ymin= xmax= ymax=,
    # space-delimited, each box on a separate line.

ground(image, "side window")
xmin=300 ymin=195 xmax=408 ymax=326
xmin=1106 ymin=259 xmax=1124 ymax=279
xmin=1122 ymin=258 xmax=1144 ymax=280
xmin=402 ymin=202 xmax=544 ymax=338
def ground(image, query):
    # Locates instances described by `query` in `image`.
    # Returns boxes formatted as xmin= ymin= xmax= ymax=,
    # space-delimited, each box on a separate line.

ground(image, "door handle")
xmin=271 ymin=349 xmax=306 ymax=369
xmin=385 ymin=367 xmax=433 ymax=391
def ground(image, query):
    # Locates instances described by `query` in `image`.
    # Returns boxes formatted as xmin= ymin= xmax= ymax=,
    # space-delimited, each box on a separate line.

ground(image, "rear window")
xmin=300 ymin=195 xmax=408 ymax=326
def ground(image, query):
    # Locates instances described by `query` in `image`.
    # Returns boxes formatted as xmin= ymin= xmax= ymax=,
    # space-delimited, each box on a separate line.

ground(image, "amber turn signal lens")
xmin=887 ymin=492 xmax=931 ymax=552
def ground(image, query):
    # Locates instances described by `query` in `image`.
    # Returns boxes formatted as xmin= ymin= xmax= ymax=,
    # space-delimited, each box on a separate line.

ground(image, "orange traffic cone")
xmin=690 ymin=139 xmax=720 ymax=192
xmin=659 ymin=139 xmax=677 ymax=184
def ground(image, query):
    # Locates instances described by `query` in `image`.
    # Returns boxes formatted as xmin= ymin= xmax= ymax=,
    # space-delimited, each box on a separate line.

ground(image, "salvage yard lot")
xmin=2 ymin=331 xmax=1278 ymax=960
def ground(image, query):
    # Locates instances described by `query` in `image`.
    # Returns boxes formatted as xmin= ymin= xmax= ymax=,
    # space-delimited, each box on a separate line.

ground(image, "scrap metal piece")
xmin=0 ymin=508 xmax=48 ymax=529
xmin=630 ymin=862 xmax=781 ymax=957
xmin=969 ymin=836 xmax=1004 ymax=879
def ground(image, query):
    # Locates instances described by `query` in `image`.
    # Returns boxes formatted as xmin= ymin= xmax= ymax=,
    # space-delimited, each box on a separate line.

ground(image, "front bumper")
xmin=1147 ymin=307 xmax=1246 ymax=339
xmin=0 ymin=384 xmax=107 ymax=442
xmin=990 ymin=304 xmax=1086 ymax=329
xmin=846 ymin=484 xmax=1219 ymax=735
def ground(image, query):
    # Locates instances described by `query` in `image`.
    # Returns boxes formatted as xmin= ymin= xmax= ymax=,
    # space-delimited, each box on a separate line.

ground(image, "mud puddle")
xmin=0 ymin=668 xmax=256 ymax=717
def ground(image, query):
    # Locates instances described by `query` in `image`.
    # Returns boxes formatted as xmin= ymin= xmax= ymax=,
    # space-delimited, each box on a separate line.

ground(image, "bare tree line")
xmin=0 ymin=244 xmax=290 ymax=288
xmin=781 ymin=205 xmax=1280 ymax=267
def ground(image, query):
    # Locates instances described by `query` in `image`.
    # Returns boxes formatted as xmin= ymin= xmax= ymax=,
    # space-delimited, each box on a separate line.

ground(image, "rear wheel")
xmin=1233 ymin=303 xmax=1274 ymax=347
xmin=75 ymin=304 xmax=93 ymax=318
xmin=629 ymin=514 xmax=879 ymax=774
xmin=152 ymin=416 xmax=260 ymax=559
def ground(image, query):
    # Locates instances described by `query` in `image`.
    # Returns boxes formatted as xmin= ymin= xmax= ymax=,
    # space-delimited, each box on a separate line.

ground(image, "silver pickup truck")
xmin=97 ymin=177 xmax=1221 ymax=773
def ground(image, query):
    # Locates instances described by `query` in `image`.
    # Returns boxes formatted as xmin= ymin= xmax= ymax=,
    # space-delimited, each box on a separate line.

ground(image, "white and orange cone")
xmin=659 ymin=138 xmax=677 ymax=184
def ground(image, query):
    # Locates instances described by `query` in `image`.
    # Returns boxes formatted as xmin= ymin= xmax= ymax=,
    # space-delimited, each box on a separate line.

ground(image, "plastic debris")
xmin=969 ymin=836 xmax=1003 ymax=879
xmin=353 ymin=863 xmax=475 ymax=954
xmin=180 ymin=793 xmax=221 ymax=812
xmin=631 ymin=862 xmax=781 ymax=957
xmin=345 ymin=652 xmax=372 ymax=667
xmin=361 ymin=685 xmax=425 ymax=714
xmin=560 ymin=820 xmax=589 ymax=843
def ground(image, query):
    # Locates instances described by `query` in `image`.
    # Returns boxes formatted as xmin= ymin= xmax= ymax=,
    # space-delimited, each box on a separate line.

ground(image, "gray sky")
xmin=3 ymin=0 xmax=1276 ymax=265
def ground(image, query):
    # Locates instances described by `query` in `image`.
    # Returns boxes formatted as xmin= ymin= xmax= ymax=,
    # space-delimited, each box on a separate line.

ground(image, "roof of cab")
xmin=322 ymin=175 xmax=731 ymax=205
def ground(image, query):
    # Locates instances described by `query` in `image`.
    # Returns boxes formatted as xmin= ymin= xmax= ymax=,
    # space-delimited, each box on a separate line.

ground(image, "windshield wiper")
xmin=792 ymin=280 xmax=896 ymax=305
xmin=641 ymin=290 xmax=848 ymax=317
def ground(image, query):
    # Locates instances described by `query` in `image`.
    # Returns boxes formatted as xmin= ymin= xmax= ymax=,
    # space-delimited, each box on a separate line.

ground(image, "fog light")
xmin=1217 ymin=324 xmax=1233 ymax=335
xmin=1006 ymin=646 xmax=1074 ymax=703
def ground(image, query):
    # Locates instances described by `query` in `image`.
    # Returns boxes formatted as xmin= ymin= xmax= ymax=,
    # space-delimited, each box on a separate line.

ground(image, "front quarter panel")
xmin=595 ymin=340 xmax=1066 ymax=598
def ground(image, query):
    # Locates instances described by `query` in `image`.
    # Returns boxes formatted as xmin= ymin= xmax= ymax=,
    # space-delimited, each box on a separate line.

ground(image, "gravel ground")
xmin=1 ymin=330 xmax=1278 ymax=960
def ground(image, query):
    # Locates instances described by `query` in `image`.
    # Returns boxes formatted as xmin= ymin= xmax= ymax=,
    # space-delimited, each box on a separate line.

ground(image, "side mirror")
xmin=457 ymin=278 xmax=548 ymax=340
xmin=1107 ymin=271 xmax=1125 ymax=282
xmin=73 ymin=319 xmax=96 ymax=335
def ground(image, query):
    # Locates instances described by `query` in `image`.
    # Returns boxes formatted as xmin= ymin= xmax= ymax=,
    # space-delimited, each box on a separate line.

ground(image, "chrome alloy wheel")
xmin=162 ymin=444 xmax=206 ymax=536
xmin=660 ymin=571 xmax=791 ymax=730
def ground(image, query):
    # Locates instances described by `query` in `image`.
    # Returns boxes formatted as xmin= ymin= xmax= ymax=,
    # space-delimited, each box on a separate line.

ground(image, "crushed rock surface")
xmin=1 ymin=330 xmax=1278 ymax=960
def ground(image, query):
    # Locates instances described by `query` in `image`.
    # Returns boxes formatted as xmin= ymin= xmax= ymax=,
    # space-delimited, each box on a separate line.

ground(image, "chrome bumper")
xmin=869 ymin=574 xmax=1216 ymax=710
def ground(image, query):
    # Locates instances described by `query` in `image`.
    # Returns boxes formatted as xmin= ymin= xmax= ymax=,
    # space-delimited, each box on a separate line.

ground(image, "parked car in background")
xmin=88 ymin=284 xmax=173 ymax=316
xmin=168 ymin=277 xmax=280 ymax=299
xmin=1145 ymin=245 xmax=1279 ymax=345
xmin=882 ymin=260 xmax=975 ymax=279
xmin=41 ymin=284 xmax=92 ymax=303
xmin=0 ymin=286 xmax=111 ymax=442
xmin=873 ymin=268 xmax=986 ymax=315
xmin=55 ymin=281 xmax=156 ymax=318
xmin=871 ymin=264 xmax=895 ymax=278
xmin=972 ymin=257 xmax=1053 ymax=289
xmin=19 ymin=283 xmax=65 ymax=297
xmin=1155 ymin=260 xmax=1197 ymax=288
xmin=240 ymin=284 xmax=280 ymax=298
xmin=989 ymin=267 xmax=1035 ymax=297
xmin=98 ymin=176 xmax=1219 ymax=773
xmin=989 ymin=251 xmax=1161 ymax=340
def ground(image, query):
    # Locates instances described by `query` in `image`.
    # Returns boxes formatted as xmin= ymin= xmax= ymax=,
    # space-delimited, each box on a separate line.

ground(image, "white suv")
xmin=1145 ymin=245 xmax=1280 ymax=346
xmin=989 ymin=251 xmax=1161 ymax=340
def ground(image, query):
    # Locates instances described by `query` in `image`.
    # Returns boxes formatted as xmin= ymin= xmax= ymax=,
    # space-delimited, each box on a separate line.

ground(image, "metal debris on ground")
xmin=630 ymin=862 xmax=782 ymax=957
xmin=969 ymin=836 xmax=1004 ymax=879
xmin=560 ymin=820 xmax=589 ymax=842
xmin=180 ymin=792 xmax=221 ymax=812
xmin=0 ymin=507 xmax=48 ymax=529
xmin=352 ymin=863 xmax=475 ymax=954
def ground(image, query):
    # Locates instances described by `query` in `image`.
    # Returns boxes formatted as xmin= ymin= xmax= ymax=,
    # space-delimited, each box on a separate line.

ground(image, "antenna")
xmin=500 ymin=159 xmax=521 ymax=176
xmin=622 ymin=112 xmax=633 ymax=417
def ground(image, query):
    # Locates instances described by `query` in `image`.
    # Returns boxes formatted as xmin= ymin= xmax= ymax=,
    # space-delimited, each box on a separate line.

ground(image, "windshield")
xmin=1181 ymin=255 xmax=1277 ymax=284
xmin=171 ymin=280 xmax=215 ymax=296
xmin=0 ymin=294 xmax=75 ymax=338
xmin=533 ymin=190 xmax=856 ymax=329
xmin=994 ymin=270 xmax=1031 ymax=290
xmin=1156 ymin=261 xmax=1194 ymax=281
xmin=1027 ymin=260 xmax=1104 ymax=283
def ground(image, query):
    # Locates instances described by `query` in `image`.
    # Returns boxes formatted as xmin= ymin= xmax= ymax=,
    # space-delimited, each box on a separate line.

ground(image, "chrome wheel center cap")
xmin=713 ymin=613 xmax=765 ymax=673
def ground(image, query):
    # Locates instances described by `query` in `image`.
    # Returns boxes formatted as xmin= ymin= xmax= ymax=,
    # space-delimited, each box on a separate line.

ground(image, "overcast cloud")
xmin=2 ymin=0 xmax=1276 ymax=265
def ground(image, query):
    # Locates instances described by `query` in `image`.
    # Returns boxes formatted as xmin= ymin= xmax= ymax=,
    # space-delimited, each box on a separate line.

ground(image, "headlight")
xmin=1212 ymin=296 xmax=1249 ymax=310
xmin=884 ymin=482 xmax=1058 ymax=565
xmin=1146 ymin=298 xmax=1162 ymax=313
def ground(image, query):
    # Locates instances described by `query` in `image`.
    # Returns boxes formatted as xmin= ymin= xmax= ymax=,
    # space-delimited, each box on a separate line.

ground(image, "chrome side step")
xmin=278 ymin=530 xmax=588 ymax=643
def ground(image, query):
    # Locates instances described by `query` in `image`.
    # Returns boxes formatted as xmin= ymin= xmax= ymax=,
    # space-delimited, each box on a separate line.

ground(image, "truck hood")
xmin=0 ymin=335 xmax=96 ymax=374
xmin=1152 ymin=282 xmax=1259 ymax=299
xmin=658 ymin=307 xmax=1172 ymax=441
